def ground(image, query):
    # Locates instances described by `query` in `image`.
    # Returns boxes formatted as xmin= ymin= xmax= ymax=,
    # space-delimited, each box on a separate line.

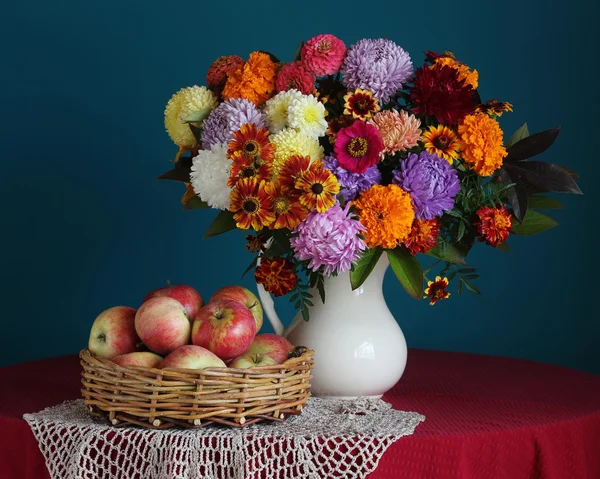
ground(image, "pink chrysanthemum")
xmin=291 ymin=202 xmax=366 ymax=276
xmin=334 ymin=120 xmax=384 ymax=174
xmin=368 ymin=109 xmax=422 ymax=156
xmin=275 ymin=62 xmax=316 ymax=95
xmin=301 ymin=34 xmax=347 ymax=76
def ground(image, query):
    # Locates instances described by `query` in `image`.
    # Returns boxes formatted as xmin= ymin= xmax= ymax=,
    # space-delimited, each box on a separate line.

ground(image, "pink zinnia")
xmin=301 ymin=34 xmax=347 ymax=76
xmin=334 ymin=120 xmax=384 ymax=174
xmin=275 ymin=62 xmax=316 ymax=95
xmin=369 ymin=109 xmax=422 ymax=156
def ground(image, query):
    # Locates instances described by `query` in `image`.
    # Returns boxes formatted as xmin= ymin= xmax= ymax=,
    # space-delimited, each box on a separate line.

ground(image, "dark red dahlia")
xmin=410 ymin=64 xmax=477 ymax=125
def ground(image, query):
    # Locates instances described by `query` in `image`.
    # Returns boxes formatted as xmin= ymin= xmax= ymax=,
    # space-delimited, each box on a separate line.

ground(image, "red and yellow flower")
xmin=229 ymin=177 xmax=275 ymax=230
xmin=228 ymin=123 xmax=275 ymax=162
xmin=228 ymin=151 xmax=273 ymax=187
xmin=474 ymin=205 xmax=512 ymax=247
xmin=294 ymin=165 xmax=340 ymax=213
xmin=422 ymin=125 xmax=460 ymax=164
xmin=245 ymin=234 xmax=266 ymax=253
xmin=264 ymin=181 xmax=308 ymax=230
xmin=403 ymin=218 xmax=440 ymax=255
xmin=255 ymin=257 xmax=297 ymax=297
xmin=278 ymin=155 xmax=312 ymax=192
xmin=424 ymin=276 xmax=450 ymax=306
xmin=477 ymin=100 xmax=514 ymax=117
xmin=343 ymin=88 xmax=380 ymax=120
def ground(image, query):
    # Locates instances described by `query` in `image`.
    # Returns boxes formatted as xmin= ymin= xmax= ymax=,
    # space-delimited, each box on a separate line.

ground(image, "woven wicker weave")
xmin=80 ymin=348 xmax=314 ymax=429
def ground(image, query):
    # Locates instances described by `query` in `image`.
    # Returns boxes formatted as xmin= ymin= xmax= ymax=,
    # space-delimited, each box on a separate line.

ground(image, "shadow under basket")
xmin=80 ymin=348 xmax=314 ymax=429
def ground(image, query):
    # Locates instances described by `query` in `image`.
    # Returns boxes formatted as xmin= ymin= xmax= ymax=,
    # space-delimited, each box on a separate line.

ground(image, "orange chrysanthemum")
xmin=403 ymin=218 xmax=440 ymax=255
xmin=278 ymin=155 xmax=312 ymax=192
xmin=229 ymin=177 xmax=275 ymax=230
xmin=434 ymin=56 xmax=479 ymax=90
xmin=228 ymin=123 xmax=275 ymax=162
xmin=474 ymin=204 xmax=512 ymax=247
xmin=264 ymin=181 xmax=308 ymax=230
xmin=424 ymin=276 xmax=450 ymax=306
xmin=222 ymin=52 xmax=278 ymax=106
xmin=422 ymin=125 xmax=460 ymax=164
xmin=354 ymin=184 xmax=415 ymax=249
xmin=294 ymin=166 xmax=340 ymax=213
xmin=458 ymin=113 xmax=507 ymax=177
xmin=228 ymin=151 xmax=273 ymax=187
xmin=255 ymin=257 xmax=297 ymax=297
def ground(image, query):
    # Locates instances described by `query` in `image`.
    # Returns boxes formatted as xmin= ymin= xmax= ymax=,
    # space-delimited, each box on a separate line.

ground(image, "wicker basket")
xmin=80 ymin=348 xmax=314 ymax=429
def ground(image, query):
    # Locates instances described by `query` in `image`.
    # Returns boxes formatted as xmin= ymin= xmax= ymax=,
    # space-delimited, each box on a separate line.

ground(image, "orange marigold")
xmin=458 ymin=113 xmax=507 ymax=177
xmin=354 ymin=184 xmax=415 ymax=249
xmin=434 ymin=57 xmax=479 ymax=90
xmin=403 ymin=218 xmax=440 ymax=255
xmin=222 ymin=52 xmax=278 ymax=106
xmin=255 ymin=257 xmax=297 ymax=297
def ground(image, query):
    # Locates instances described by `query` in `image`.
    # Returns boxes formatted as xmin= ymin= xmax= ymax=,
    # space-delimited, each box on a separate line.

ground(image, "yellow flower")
xmin=458 ymin=113 xmax=507 ymax=177
xmin=164 ymin=86 xmax=217 ymax=147
xmin=435 ymin=57 xmax=479 ymax=90
xmin=270 ymin=128 xmax=324 ymax=174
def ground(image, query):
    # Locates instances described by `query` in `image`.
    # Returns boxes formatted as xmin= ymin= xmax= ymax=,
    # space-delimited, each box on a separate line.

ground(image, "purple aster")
xmin=291 ymin=203 xmax=366 ymax=276
xmin=201 ymin=98 xmax=267 ymax=149
xmin=341 ymin=39 xmax=413 ymax=102
xmin=322 ymin=155 xmax=381 ymax=202
xmin=393 ymin=151 xmax=460 ymax=220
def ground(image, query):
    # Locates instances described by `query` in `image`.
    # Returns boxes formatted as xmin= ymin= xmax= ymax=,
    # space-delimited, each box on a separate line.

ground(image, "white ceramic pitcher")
xmin=256 ymin=255 xmax=407 ymax=399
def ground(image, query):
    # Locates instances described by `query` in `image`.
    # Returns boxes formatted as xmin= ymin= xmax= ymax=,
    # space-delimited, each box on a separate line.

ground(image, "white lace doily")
xmin=24 ymin=397 xmax=424 ymax=479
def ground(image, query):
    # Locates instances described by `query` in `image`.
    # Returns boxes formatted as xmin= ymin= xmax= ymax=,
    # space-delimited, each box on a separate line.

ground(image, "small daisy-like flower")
xmin=301 ymin=34 xmax=347 ymax=76
xmin=294 ymin=165 xmax=340 ymax=213
xmin=422 ymin=125 xmax=460 ymax=164
xmin=316 ymin=75 xmax=346 ymax=105
xmin=477 ymin=100 xmax=514 ymax=117
xmin=189 ymin=143 xmax=233 ymax=210
xmin=270 ymin=128 xmax=325 ymax=173
xmin=424 ymin=276 xmax=450 ymax=306
xmin=334 ymin=120 xmax=384 ymax=174
xmin=287 ymin=94 xmax=328 ymax=139
xmin=164 ymin=86 xmax=218 ymax=147
xmin=474 ymin=204 xmax=512 ymax=247
xmin=264 ymin=89 xmax=303 ymax=133
xmin=228 ymin=123 xmax=274 ymax=162
xmin=245 ymin=234 xmax=266 ymax=253
xmin=264 ymin=181 xmax=308 ymax=230
xmin=458 ymin=113 xmax=507 ymax=177
xmin=227 ymin=151 xmax=273 ymax=187
xmin=278 ymin=155 xmax=312 ymax=193
xmin=229 ymin=177 xmax=275 ymax=230
xmin=275 ymin=62 xmax=316 ymax=95
xmin=343 ymin=88 xmax=380 ymax=120
xmin=403 ymin=218 xmax=440 ymax=255
xmin=368 ymin=109 xmax=421 ymax=156
xmin=255 ymin=257 xmax=297 ymax=297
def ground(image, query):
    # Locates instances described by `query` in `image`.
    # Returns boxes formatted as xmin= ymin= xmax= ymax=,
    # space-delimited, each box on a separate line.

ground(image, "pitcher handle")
xmin=255 ymin=240 xmax=286 ymax=336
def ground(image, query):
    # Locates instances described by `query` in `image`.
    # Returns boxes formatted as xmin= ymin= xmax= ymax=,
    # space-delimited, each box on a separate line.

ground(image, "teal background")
xmin=1 ymin=0 xmax=597 ymax=372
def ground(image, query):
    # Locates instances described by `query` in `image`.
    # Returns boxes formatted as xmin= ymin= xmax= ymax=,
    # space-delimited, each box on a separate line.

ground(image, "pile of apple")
xmin=87 ymin=284 xmax=295 ymax=370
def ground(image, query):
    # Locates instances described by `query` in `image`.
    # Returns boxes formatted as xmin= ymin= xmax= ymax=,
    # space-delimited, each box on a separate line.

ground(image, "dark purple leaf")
xmin=158 ymin=156 xmax=192 ymax=182
xmin=505 ymin=127 xmax=561 ymax=162
xmin=505 ymin=161 xmax=583 ymax=195
xmin=499 ymin=169 xmax=528 ymax=222
xmin=557 ymin=165 xmax=579 ymax=180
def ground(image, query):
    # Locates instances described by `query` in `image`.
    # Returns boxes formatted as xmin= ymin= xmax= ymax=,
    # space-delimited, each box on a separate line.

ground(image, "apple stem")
xmin=166 ymin=279 xmax=171 ymax=287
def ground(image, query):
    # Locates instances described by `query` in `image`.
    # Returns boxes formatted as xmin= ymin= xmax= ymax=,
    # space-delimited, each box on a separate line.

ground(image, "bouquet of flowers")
xmin=159 ymin=34 xmax=582 ymax=318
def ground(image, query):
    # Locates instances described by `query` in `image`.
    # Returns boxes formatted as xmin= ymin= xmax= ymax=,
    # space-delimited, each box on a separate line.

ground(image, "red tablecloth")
xmin=1 ymin=349 xmax=599 ymax=479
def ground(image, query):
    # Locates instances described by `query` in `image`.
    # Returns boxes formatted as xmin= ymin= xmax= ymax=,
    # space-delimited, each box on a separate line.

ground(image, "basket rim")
xmin=80 ymin=348 xmax=314 ymax=375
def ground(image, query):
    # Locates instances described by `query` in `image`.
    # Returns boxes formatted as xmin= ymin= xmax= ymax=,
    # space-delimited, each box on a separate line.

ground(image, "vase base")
xmin=313 ymin=394 xmax=383 ymax=400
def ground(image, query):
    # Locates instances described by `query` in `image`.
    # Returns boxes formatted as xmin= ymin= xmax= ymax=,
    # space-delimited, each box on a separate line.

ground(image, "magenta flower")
xmin=291 ymin=203 xmax=366 ymax=276
xmin=301 ymin=34 xmax=347 ymax=76
xmin=333 ymin=120 xmax=384 ymax=174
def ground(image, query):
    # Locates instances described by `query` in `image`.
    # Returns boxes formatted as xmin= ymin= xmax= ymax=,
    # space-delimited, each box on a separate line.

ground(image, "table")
xmin=2 ymin=349 xmax=599 ymax=479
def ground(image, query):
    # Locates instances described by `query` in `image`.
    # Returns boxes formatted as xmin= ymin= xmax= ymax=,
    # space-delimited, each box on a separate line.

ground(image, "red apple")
xmin=210 ymin=286 xmax=263 ymax=331
xmin=112 ymin=352 xmax=163 ymax=368
xmin=159 ymin=345 xmax=226 ymax=369
xmin=88 ymin=306 xmax=139 ymax=359
xmin=246 ymin=334 xmax=295 ymax=364
xmin=135 ymin=297 xmax=191 ymax=355
xmin=143 ymin=283 xmax=203 ymax=322
xmin=192 ymin=300 xmax=256 ymax=361
xmin=229 ymin=352 xmax=278 ymax=369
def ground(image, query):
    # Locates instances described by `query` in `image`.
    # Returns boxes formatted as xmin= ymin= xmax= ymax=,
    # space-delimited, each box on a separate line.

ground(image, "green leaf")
xmin=496 ymin=241 xmax=510 ymax=253
xmin=506 ymin=123 xmax=529 ymax=148
xmin=350 ymin=248 xmax=383 ymax=290
xmin=457 ymin=221 xmax=466 ymax=242
xmin=511 ymin=210 xmax=558 ymax=236
xmin=204 ymin=210 xmax=237 ymax=238
xmin=527 ymin=196 xmax=564 ymax=210
xmin=241 ymin=256 xmax=258 ymax=279
xmin=387 ymin=248 xmax=424 ymax=300
xmin=158 ymin=156 xmax=192 ymax=182
xmin=292 ymin=41 xmax=304 ymax=62
xmin=426 ymin=243 xmax=468 ymax=266
xmin=316 ymin=276 xmax=326 ymax=304
xmin=183 ymin=110 xmax=211 ymax=123
xmin=461 ymin=277 xmax=481 ymax=295
xmin=183 ymin=196 xmax=209 ymax=210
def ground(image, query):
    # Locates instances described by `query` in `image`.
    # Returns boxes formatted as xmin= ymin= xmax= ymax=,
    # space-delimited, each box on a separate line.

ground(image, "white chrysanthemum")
xmin=287 ymin=94 xmax=328 ymax=139
xmin=264 ymin=89 xmax=303 ymax=133
xmin=164 ymin=86 xmax=218 ymax=147
xmin=270 ymin=128 xmax=325 ymax=172
xmin=189 ymin=143 xmax=232 ymax=210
